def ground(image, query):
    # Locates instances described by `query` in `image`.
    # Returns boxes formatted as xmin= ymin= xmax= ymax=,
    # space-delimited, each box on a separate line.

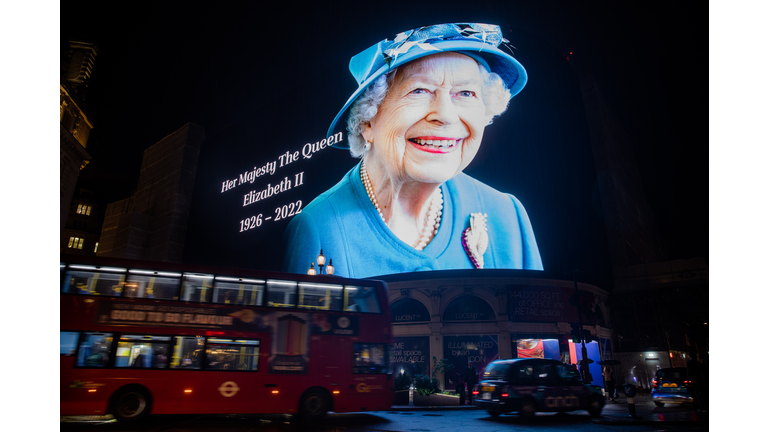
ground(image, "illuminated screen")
xmin=184 ymin=19 xmax=612 ymax=284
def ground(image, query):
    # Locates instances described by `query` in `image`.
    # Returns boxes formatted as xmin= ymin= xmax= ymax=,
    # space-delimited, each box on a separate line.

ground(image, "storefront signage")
xmin=391 ymin=298 xmax=430 ymax=323
xmin=390 ymin=336 xmax=430 ymax=376
xmin=442 ymin=295 xmax=496 ymax=321
xmin=508 ymin=286 xmax=597 ymax=324
xmin=443 ymin=335 xmax=499 ymax=391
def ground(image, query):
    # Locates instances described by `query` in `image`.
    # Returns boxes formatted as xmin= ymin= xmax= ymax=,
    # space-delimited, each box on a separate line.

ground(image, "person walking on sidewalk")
xmin=604 ymin=365 xmax=616 ymax=402
xmin=463 ymin=361 xmax=479 ymax=405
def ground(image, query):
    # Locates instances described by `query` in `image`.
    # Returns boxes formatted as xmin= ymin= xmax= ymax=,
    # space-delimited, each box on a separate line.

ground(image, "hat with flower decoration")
xmin=328 ymin=23 xmax=527 ymax=148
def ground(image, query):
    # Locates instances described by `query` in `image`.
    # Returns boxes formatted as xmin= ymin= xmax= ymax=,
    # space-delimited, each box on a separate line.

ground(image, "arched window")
xmin=442 ymin=295 xmax=496 ymax=321
xmin=390 ymin=298 xmax=430 ymax=323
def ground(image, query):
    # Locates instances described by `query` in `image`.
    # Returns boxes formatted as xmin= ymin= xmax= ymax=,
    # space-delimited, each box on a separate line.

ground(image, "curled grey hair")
xmin=346 ymin=64 xmax=512 ymax=158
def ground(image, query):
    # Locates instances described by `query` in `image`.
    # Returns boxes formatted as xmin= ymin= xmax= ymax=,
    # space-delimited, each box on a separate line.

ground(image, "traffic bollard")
xmin=622 ymin=384 xmax=642 ymax=419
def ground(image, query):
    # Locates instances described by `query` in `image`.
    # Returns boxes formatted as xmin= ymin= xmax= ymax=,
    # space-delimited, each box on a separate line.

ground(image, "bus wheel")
xmin=111 ymin=386 xmax=151 ymax=423
xmin=299 ymin=388 xmax=330 ymax=421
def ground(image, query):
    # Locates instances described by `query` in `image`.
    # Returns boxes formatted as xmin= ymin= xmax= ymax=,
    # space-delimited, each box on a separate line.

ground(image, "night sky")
xmin=59 ymin=1 xmax=709 ymax=264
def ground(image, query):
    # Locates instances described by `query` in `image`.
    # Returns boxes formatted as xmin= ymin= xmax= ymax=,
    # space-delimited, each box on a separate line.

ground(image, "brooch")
xmin=462 ymin=213 xmax=488 ymax=269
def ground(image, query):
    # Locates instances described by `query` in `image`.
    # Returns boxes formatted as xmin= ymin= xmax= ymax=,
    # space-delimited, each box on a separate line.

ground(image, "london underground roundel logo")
xmin=218 ymin=381 xmax=240 ymax=397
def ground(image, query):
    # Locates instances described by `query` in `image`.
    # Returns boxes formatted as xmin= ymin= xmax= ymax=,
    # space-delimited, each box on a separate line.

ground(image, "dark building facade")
xmin=60 ymin=41 xmax=98 ymax=233
xmin=98 ymin=123 xmax=205 ymax=262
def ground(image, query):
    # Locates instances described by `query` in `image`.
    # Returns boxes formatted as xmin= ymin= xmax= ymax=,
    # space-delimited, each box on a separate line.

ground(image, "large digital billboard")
xmin=184 ymin=18 xmax=613 ymax=285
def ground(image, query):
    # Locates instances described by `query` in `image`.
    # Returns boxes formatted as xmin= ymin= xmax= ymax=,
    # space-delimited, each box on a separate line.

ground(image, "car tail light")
xmin=501 ymin=385 xmax=509 ymax=398
xmin=472 ymin=384 xmax=479 ymax=396
xmin=652 ymin=378 xmax=658 ymax=388
xmin=684 ymin=380 xmax=692 ymax=387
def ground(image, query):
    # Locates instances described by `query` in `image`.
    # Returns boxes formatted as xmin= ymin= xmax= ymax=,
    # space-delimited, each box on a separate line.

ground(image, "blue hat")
xmin=328 ymin=23 xmax=527 ymax=149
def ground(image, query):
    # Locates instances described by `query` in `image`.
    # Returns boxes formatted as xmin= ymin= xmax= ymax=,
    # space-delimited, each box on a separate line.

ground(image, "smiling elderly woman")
xmin=283 ymin=23 xmax=543 ymax=278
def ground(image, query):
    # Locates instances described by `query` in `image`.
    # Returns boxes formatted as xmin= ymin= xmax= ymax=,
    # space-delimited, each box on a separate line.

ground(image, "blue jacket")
xmin=282 ymin=163 xmax=542 ymax=278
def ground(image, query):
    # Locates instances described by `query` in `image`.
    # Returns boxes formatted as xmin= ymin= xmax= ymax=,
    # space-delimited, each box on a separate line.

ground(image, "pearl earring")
xmin=364 ymin=140 xmax=372 ymax=152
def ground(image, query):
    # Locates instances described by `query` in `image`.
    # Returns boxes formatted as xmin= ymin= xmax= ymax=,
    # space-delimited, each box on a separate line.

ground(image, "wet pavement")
xmin=390 ymin=394 xmax=708 ymax=426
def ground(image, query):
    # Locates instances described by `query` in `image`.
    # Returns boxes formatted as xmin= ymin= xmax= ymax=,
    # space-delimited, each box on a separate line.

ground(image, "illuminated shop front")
xmin=382 ymin=269 xmax=612 ymax=390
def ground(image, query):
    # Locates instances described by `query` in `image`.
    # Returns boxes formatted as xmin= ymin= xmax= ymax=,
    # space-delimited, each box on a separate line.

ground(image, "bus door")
xmin=165 ymin=335 xmax=264 ymax=414
xmin=350 ymin=341 xmax=390 ymax=411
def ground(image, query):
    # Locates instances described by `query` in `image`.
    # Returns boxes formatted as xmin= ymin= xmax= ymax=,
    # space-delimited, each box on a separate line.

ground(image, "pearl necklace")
xmin=361 ymin=161 xmax=443 ymax=251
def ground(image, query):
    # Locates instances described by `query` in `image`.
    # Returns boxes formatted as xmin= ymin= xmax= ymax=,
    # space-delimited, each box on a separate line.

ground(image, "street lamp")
xmin=317 ymin=249 xmax=326 ymax=274
xmin=309 ymin=250 xmax=335 ymax=275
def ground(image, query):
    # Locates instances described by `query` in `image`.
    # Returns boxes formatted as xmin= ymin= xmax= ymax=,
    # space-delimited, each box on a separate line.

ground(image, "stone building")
xmin=379 ymin=269 xmax=611 ymax=390
xmin=60 ymin=41 xmax=98 ymax=232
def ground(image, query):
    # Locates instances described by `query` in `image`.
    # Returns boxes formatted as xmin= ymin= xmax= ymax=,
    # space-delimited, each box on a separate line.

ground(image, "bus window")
xmin=170 ymin=336 xmax=204 ymax=369
xmin=62 ymin=270 xmax=125 ymax=296
xmin=344 ymin=286 xmax=381 ymax=313
xmin=266 ymin=280 xmax=297 ymax=308
xmin=352 ymin=342 xmax=388 ymax=374
xmin=124 ymin=274 xmax=181 ymax=300
xmin=116 ymin=335 xmax=173 ymax=368
xmin=60 ymin=331 xmax=79 ymax=356
xmin=213 ymin=280 xmax=264 ymax=306
xmin=298 ymin=283 xmax=343 ymax=311
xmin=205 ymin=338 xmax=260 ymax=371
xmin=182 ymin=273 xmax=214 ymax=303
xmin=76 ymin=332 xmax=113 ymax=367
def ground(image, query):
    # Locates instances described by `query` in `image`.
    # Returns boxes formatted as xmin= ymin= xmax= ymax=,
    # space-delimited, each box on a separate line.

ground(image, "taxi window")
xmin=535 ymin=363 xmax=558 ymax=385
xmin=483 ymin=362 xmax=510 ymax=379
xmin=513 ymin=363 xmax=535 ymax=384
xmin=557 ymin=364 xmax=580 ymax=381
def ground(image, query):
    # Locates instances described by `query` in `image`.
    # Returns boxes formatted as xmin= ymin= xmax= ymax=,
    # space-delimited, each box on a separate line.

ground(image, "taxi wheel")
xmin=111 ymin=386 xmax=151 ymax=423
xmin=299 ymin=387 xmax=330 ymax=421
xmin=519 ymin=399 xmax=536 ymax=419
xmin=654 ymin=401 xmax=665 ymax=407
xmin=588 ymin=395 xmax=604 ymax=417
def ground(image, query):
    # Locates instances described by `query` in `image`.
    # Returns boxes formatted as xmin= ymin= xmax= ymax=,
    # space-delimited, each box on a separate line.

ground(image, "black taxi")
xmin=472 ymin=358 xmax=604 ymax=418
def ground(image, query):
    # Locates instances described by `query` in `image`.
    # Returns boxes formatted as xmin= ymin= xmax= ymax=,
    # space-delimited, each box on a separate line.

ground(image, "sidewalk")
xmin=389 ymin=396 xmax=708 ymax=426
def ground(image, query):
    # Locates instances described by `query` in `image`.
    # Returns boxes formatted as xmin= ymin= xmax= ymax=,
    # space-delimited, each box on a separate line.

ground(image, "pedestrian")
xmin=457 ymin=373 xmax=466 ymax=405
xmin=463 ymin=361 xmax=479 ymax=405
xmin=604 ymin=365 xmax=615 ymax=402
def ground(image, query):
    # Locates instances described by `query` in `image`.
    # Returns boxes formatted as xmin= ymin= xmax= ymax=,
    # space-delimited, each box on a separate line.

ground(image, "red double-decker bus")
xmin=60 ymin=255 xmax=392 ymax=422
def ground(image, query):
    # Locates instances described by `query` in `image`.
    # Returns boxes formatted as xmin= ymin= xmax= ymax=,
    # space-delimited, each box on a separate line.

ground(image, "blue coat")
xmin=282 ymin=163 xmax=542 ymax=278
